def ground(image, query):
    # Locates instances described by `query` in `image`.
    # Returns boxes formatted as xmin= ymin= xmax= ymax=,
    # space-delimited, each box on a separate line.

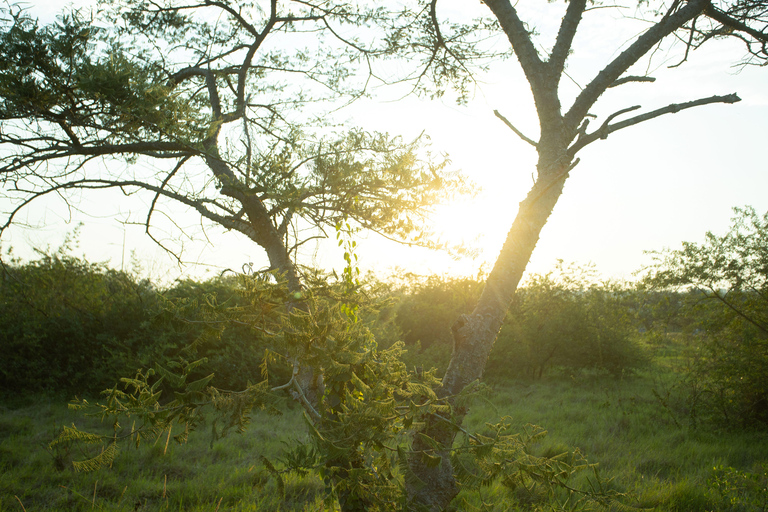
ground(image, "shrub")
xmin=644 ymin=206 xmax=768 ymax=429
xmin=392 ymin=274 xmax=482 ymax=374
xmin=0 ymin=242 xmax=160 ymax=395
xmin=487 ymin=262 xmax=646 ymax=380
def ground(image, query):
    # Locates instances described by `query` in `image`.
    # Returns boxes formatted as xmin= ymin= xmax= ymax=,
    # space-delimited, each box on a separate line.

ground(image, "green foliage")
xmin=707 ymin=464 xmax=768 ymax=511
xmin=52 ymin=269 xmax=621 ymax=510
xmin=645 ymin=206 xmax=768 ymax=428
xmin=391 ymin=274 xmax=482 ymax=375
xmin=453 ymin=420 xmax=622 ymax=511
xmin=396 ymin=274 xmax=483 ymax=350
xmin=0 ymin=237 xmax=162 ymax=394
xmin=489 ymin=262 xmax=646 ymax=380
xmin=0 ymin=6 xmax=204 ymax=143
xmin=157 ymin=273 xmax=293 ymax=391
xmin=0 ymin=2 xmax=476 ymax=267
xmin=0 ymin=237 xmax=289 ymax=396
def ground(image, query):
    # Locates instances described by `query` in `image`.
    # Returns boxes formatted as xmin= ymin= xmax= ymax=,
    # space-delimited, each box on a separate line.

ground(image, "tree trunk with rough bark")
xmin=407 ymin=139 xmax=574 ymax=510
xmin=406 ymin=0 xmax=758 ymax=507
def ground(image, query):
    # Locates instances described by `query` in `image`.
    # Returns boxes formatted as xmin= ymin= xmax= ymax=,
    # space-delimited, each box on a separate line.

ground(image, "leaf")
xmin=50 ymin=425 xmax=103 ymax=448
xmin=154 ymin=363 xmax=186 ymax=389
xmin=72 ymin=442 xmax=119 ymax=473
xmin=186 ymin=373 xmax=214 ymax=393
xmin=422 ymin=452 xmax=443 ymax=468
xmin=260 ymin=456 xmax=285 ymax=498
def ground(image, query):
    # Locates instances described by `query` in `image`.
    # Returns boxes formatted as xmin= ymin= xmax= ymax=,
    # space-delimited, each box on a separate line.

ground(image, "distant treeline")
xmin=1 ymin=245 xmax=766 ymax=429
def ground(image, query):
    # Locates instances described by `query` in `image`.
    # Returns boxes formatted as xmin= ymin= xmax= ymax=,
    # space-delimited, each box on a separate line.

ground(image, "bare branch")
xmin=597 ymin=105 xmax=642 ymax=138
xmin=493 ymin=110 xmax=538 ymax=147
xmin=669 ymin=16 xmax=698 ymax=68
xmin=2 ymin=177 xmax=258 ymax=241
xmin=704 ymin=3 xmax=768 ymax=45
xmin=483 ymin=0 xmax=546 ymax=81
xmin=569 ymin=93 xmax=742 ymax=155
xmin=608 ymin=76 xmax=657 ymax=88
xmin=565 ymin=0 xmax=709 ymax=131
xmin=549 ymin=0 xmax=588 ymax=76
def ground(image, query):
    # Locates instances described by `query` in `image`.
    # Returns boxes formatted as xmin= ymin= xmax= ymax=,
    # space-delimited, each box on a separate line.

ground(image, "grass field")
xmin=2 ymin=335 xmax=767 ymax=511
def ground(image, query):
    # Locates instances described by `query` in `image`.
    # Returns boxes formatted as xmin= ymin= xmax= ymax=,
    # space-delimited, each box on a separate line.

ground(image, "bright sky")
xmin=3 ymin=0 xmax=767 ymax=284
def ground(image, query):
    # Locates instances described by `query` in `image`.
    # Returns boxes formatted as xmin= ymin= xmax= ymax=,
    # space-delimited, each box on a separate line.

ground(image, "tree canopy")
xmin=0 ymin=0 xmax=479 ymax=289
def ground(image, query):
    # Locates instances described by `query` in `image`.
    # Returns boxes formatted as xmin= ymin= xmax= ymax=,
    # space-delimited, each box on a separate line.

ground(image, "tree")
xmin=407 ymin=1 xmax=767 ymax=509
xmin=0 ymin=0 xmax=474 ymax=424
xmin=644 ymin=206 xmax=768 ymax=427
xmin=0 ymin=0 xmax=471 ymax=293
xmin=2 ymin=0 xmax=768 ymax=510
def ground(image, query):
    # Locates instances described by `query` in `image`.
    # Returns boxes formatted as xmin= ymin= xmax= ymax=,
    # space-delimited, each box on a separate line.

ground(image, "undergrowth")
xmin=2 ymin=335 xmax=768 ymax=511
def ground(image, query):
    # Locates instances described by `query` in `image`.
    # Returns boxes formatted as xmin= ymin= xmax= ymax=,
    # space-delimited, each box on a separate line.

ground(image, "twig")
xmin=608 ymin=76 xmax=656 ymax=87
xmin=271 ymin=364 xmax=322 ymax=422
xmin=493 ymin=110 xmax=538 ymax=147
xmin=14 ymin=496 xmax=27 ymax=512
xmin=597 ymin=105 xmax=642 ymax=139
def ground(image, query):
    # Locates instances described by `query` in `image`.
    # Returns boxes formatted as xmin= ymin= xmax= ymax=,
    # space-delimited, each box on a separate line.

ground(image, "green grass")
xmin=0 ymin=399 xmax=324 ymax=511
xmin=2 ymin=336 xmax=767 ymax=511
xmin=463 ymin=336 xmax=768 ymax=511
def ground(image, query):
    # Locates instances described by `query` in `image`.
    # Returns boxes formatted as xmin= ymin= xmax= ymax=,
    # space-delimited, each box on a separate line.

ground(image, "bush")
xmin=393 ymin=274 xmax=482 ymax=374
xmin=487 ymin=262 xmax=646 ymax=380
xmin=0 ymin=243 xmax=160 ymax=395
xmin=645 ymin=206 xmax=768 ymax=429
xmin=158 ymin=273 xmax=292 ymax=390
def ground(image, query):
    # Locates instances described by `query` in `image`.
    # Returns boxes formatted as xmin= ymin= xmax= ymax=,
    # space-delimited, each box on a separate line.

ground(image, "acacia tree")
xmin=2 ymin=0 xmax=768 ymax=510
xmin=0 ymin=0 xmax=482 ymax=412
xmin=407 ymin=0 xmax=767 ymax=509
xmin=0 ymin=0 xmax=477 ymax=292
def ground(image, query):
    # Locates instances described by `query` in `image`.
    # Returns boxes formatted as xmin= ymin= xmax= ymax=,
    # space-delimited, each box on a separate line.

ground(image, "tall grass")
xmin=2 ymin=335 xmax=767 ymax=511
xmin=0 ymin=399 xmax=324 ymax=511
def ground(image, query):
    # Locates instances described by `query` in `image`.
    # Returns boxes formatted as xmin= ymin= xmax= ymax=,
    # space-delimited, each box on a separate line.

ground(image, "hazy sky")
xmin=3 ymin=0 xmax=767 ymax=283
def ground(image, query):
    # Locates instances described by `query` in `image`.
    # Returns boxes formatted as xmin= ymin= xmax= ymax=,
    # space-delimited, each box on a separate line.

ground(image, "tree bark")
xmin=407 ymin=142 xmax=573 ymax=510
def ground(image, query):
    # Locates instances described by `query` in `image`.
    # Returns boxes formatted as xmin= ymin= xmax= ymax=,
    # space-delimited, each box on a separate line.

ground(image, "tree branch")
xmin=704 ymin=3 xmax=768 ymax=46
xmin=568 ymin=93 xmax=741 ymax=155
xmin=2 ymin=177 xmax=258 ymax=241
xmin=0 ymin=141 xmax=195 ymax=175
xmin=565 ymin=0 xmax=709 ymax=132
xmin=483 ymin=0 xmax=545 ymax=82
xmin=549 ymin=0 xmax=588 ymax=76
xmin=493 ymin=110 xmax=538 ymax=147
xmin=608 ymin=76 xmax=657 ymax=88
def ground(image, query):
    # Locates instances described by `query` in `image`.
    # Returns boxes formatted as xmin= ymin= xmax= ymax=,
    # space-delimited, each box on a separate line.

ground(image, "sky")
xmin=2 ymin=0 xmax=767 ymax=284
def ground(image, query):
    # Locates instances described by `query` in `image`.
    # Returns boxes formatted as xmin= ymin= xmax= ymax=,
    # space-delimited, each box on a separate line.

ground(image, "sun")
xmin=422 ymin=195 xmax=512 ymax=274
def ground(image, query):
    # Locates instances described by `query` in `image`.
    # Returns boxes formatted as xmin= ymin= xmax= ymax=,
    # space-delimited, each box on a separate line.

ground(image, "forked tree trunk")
xmin=407 ymin=146 xmax=573 ymax=510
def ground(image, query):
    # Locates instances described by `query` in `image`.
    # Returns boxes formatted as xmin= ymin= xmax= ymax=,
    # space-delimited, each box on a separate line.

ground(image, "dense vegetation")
xmin=2 ymin=208 xmax=768 ymax=510
xmin=1 ymin=247 xmax=649 ymax=400
xmin=1 ymin=0 xmax=766 ymax=508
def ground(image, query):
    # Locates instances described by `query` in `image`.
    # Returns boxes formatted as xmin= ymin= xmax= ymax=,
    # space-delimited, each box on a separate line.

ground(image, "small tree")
xmin=644 ymin=206 xmax=768 ymax=428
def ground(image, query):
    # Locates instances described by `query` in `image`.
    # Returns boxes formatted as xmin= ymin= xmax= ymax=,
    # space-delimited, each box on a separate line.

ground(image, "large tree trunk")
xmin=407 ymin=144 xmax=573 ymax=510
